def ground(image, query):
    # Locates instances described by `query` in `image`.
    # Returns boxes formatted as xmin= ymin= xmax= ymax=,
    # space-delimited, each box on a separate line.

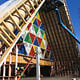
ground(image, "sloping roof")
xmin=39 ymin=1 xmax=79 ymax=75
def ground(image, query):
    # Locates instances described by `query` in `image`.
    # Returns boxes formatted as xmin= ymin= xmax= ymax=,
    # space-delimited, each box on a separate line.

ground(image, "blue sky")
xmin=66 ymin=0 xmax=80 ymax=51
xmin=0 ymin=0 xmax=8 ymax=5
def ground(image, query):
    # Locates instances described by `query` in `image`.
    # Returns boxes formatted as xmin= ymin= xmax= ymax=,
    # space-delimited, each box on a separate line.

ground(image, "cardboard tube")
xmin=12 ymin=13 xmax=20 ymax=25
xmin=19 ymin=7 xmax=26 ymax=18
xmin=24 ymin=2 xmax=31 ymax=12
xmin=5 ymin=19 xmax=15 ymax=32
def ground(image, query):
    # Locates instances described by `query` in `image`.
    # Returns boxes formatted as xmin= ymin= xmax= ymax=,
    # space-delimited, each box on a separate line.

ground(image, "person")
xmin=50 ymin=61 xmax=55 ymax=77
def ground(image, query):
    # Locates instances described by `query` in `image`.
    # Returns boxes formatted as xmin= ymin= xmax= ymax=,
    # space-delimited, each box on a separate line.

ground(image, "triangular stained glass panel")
xmin=40 ymin=24 xmax=45 ymax=31
xmin=33 ymin=24 xmax=39 ymax=34
xmin=29 ymin=24 xmax=36 ymax=35
xmin=32 ymin=16 xmax=35 ymax=23
xmin=33 ymin=37 xmax=39 ymax=46
xmin=37 ymin=37 xmax=42 ymax=46
xmin=36 ymin=18 xmax=41 ymax=27
xmin=24 ymin=33 xmax=32 ymax=44
xmin=37 ymin=29 xmax=42 ymax=38
xmin=27 ymin=23 xmax=32 ymax=30
xmin=40 ymin=29 xmax=45 ymax=38
xmin=22 ymin=31 xmax=28 ymax=40
xmin=47 ymin=44 xmax=50 ymax=50
xmin=23 ymin=31 xmax=29 ymax=41
xmin=37 ymin=13 xmax=41 ymax=21
xmin=24 ymin=42 xmax=32 ymax=55
xmin=29 ymin=32 xmax=35 ymax=43
xmin=40 ymin=40 xmax=45 ymax=49
xmin=29 ymin=46 xmax=35 ymax=57
xmin=33 ymin=19 xmax=39 ymax=27
xmin=18 ymin=45 xmax=27 ymax=55
xmin=33 ymin=45 xmax=37 ymax=53
xmin=43 ymin=33 xmax=47 ymax=41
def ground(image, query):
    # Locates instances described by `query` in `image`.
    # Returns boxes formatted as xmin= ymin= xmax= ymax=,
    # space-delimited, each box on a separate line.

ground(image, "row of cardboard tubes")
xmin=0 ymin=0 xmax=41 ymax=48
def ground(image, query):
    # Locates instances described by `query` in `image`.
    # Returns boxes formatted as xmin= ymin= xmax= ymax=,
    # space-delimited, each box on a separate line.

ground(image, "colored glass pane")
xmin=37 ymin=37 xmax=42 ymax=46
xmin=29 ymin=47 xmax=35 ymax=56
xmin=40 ymin=29 xmax=45 ymax=38
xmin=33 ymin=19 xmax=39 ymax=27
xmin=40 ymin=40 xmax=45 ymax=49
xmin=43 ymin=33 xmax=47 ymax=41
xmin=33 ymin=37 xmax=39 ymax=46
xmin=29 ymin=32 xmax=35 ymax=43
xmin=33 ymin=24 xmax=39 ymax=34
xmin=24 ymin=33 xmax=32 ymax=44
xmin=33 ymin=45 xmax=37 ymax=52
xmin=40 ymin=24 xmax=45 ymax=31
xmin=37 ymin=19 xmax=41 ymax=27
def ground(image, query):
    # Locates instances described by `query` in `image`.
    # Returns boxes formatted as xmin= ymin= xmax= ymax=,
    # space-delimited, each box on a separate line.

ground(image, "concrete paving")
xmin=20 ymin=77 xmax=73 ymax=80
xmin=1 ymin=77 xmax=80 ymax=80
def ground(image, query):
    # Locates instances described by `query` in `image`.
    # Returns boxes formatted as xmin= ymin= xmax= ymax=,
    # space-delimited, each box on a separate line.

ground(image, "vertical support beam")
xmin=0 ymin=50 xmax=2 ymax=76
xmin=3 ymin=60 xmax=6 ymax=80
xmin=3 ymin=47 xmax=6 ymax=80
xmin=36 ymin=47 xmax=40 ymax=80
xmin=8 ymin=53 xmax=12 ymax=80
xmin=15 ymin=46 xmax=18 ymax=80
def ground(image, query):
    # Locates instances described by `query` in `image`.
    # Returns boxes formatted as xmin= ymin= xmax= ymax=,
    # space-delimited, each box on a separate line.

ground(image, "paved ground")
xmin=20 ymin=77 xmax=73 ymax=80
xmin=1 ymin=77 xmax=80 ymax=80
